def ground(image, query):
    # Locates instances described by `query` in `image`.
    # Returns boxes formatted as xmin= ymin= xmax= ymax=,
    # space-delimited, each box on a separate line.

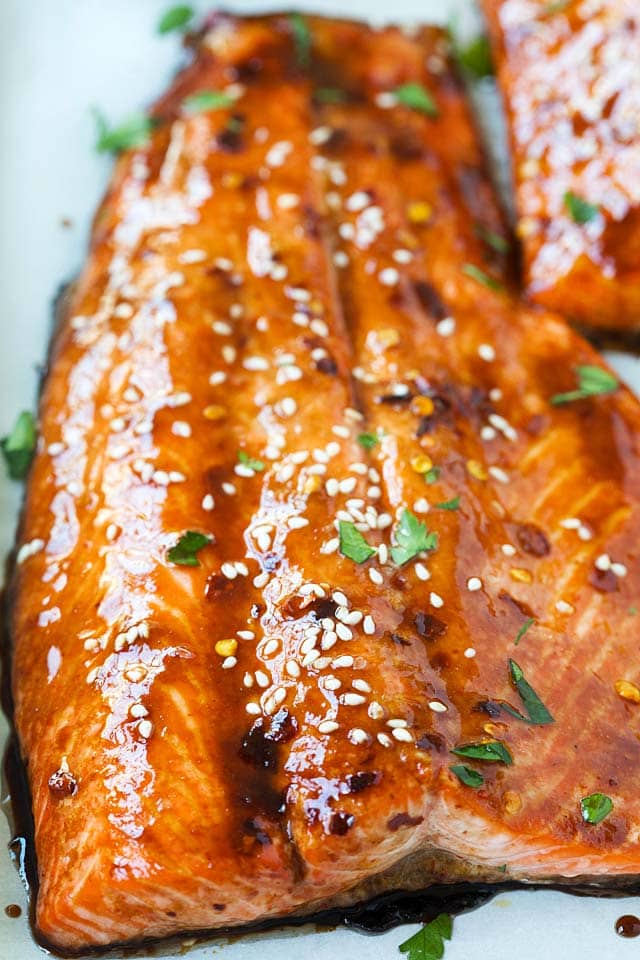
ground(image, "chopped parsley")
xmin=435 ymin=496 xmax=460 ymax=511
xmin=157 ymin=5 xmax=194 ymax=34
xmin=182 ymin=90 xmax=234 ymax=113
xmin=168 ymin=531 xmax=211 ymax=566
xmin=1 ymin=411 xmax=37 ymax=480
xmin=339 ymin=521 xmax=376 ymax=563
xmin=515 ymin=617 xmax=535 ymax=645
xmin=394 ymin=83 xmax=439 ymax=118
xmin=550 ymin=365 xmax=618 ymax=406
xmin=504 ymin=659 xmax=554 ymax=725
xmin=399 ymin=913 xmax=452 ymax=960
xmin=462 ymin=262 xmax=503 ymax=291
xmin=475 ymin=223 xmax=510 ymax=253
xmin=94 ymin=109 xmax=153 ymax=154
xmin=315 ymin=87 xmax=347 ymax=103
xmin=391 ymin=509 xmax=438 ymax=565
xmin=238 ymin=450 xmax=265 ymax=472
xmin=288 ymin=13 xmax=312 ymax=67
xmin=580 ymin=792 xmax=613 ymax=825
xmin=564 ymin=191 xmax=599 ymax=225
xmin=357 ymin=431 xmax=380 ymax=450
xmin=425 ymin=466 xmax=441 ymax=485
xmin=451 ymin=740 xmax=513 ymax=765
xmin=450 ymin=764 xmax=484 ymax=788
xmin=455 ymin=35 xmax=493 ymax=79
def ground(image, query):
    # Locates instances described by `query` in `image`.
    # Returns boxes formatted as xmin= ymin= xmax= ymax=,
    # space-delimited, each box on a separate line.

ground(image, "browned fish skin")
xmin=482 ymin=0 xmax=640 ymax=331
xmin=8 ymin=13 xmax=640 ymax=953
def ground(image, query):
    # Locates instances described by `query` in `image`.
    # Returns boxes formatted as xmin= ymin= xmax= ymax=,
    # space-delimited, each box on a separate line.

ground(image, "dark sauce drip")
xmin=616 ymin=914 xmax=640 ymax=938
xmin=5 ymin=904 xmax=22 ymax=918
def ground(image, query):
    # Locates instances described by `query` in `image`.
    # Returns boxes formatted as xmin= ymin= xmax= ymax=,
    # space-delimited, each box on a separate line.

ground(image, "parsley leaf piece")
xmin=450 ymin=764 xmax=484 ymax=788
xmin=550 ymin=364 xmax=618 ymax=406
xmin=157 ymin=5 xmax=194 ymax=34
xmin=393 ymin=83 xmax=439 ymax=118
xmin=288 ymin=13 xmax=312 ymax=67
xmin=315 ymin=87 xmax=347 ymax=103
xmin=564 ymin=191 xmax=599 ymax=225
xmin=1 ymin=411 xmax=37 ymax=480
xmin=182 ymin=90 xmax=234 ymax=113
xmin=474 ymin=223 xmax=510 ymax=253
xmin=506 ymin=659 xmax=554 ymax=725
xmin=435 ymin=496 xmax=460 ymax=511
xmin=425 ymin=466 xmax=441 ymax=485
xmin=515 ymin=617 xmax=535 ymax=646
xmin=391 ymin=509 xmax=438 ymax=565
xmin=94 ymin=109 xmax=153 ymax=154
xmin=456 ymin=35 xmax=493 ymax=79
xmin=581 ymin=792 xmax=613 ymax=825
xmin=168 ymin=531 xmax=211 ymax=566
xmin=451 ymin=740 xmax=513 ymax=765
xmin=399 ymin=913 xmax=452 ymax=960
xmin=238 ymin=450 xmax=265 ymax=473
xmin=462 ymin=262 xmax=503 ymax=291
xmin=357 ymin=432 xmax=379 ymax=450
xmin=338 ymin=521 xmax=376 ymax=563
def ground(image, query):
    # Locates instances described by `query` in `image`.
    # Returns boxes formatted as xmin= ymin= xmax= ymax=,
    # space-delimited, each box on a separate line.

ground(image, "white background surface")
xmin=2 ymin=1 xmax=640 ymax=957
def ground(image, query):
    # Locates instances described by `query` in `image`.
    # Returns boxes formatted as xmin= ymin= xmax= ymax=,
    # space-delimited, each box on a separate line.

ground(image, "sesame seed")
xmin=501 ymin=543 xmax=516 ymax=556
xmin=243 ymin=673 xmax=254 ymax=688
xmin=467 ymin=577 xmax=482 ymax=592
xmin=332 ymin=655 xmax=354 ymax=669
xmin=363 ymin=615 xmax=375 ymax=635
xmin=339 ymin=477 xmax=357 ymax=494
xmin=325 ymin=478 xmax=339 ymax=496
xmin=555 ymin=600 xmax=574 ymax=614
xmin=318 ymin=719 xmax=340 ymax=733
xmin=262 ymin=638 xmax=279 ymax=656
xmin=321 ymin=537 xmax=340 ymax=554
xmin=595 ymin=553 xmax=611 ymax=571
xmin=209 ymin=371 xmax=227 ymax=387
xmin=309 ymin=126 xmax=332 ymax=145
xmin=489 ymin=466 xmax=510 ymax=484
xmin=277 ymin=193 xmax=300 ymax=210
xmin=393 ymin=248 xmax=412 ymax=264
xmin=221 ymin=563 xmax=237 ymax=580
xmin=246 ymin=702 xmax=261 ymax=716
xmin=302 ymin=649 xmax=321 ymax=667
xmin=324 ymin=676 xmax=342 ymax=691
xmin=430 ymin=592 xmax=444 ymax=608
xmin=253 ymin=571 xmax=269 ymax=588
xmin=341 ymin=692 xmax=366 ymax=706
xmin=352 ymin=679 xmax=371 ymax=693
xmin=334 ymin=251 xmax=349 ymax=267
xmin=375 ymin=91 xmax=397 ymax=108
xmin=201 ymin=494 xmax=215 ymax=511
xmin=392 ymin=727 xmax=413 ymax=743
xmin=286 ymin=660 xmax=301 ymax=678
xmin=436 ymin=317 xmax=456 ymax=337
xmin=138 ymin=719 xmax=154 ymax=739
xmin=212 ymin=320 xmax=232 ymax=336
xmin=244 ymin=356 xmax=269 ymax=372
xmin=222 ymin=482 xmax=236 ymax=495
xmin=348 ymin=728 xmax=369 ymax=745
xmin=377 ymin=732 xmax=393 ymax=747
xmin=612 ymin=562 xmax=627 ymax=578
xmin=368 ymin=701 xmax=384 ymax=720
xmin=222 ymin=656 xmax=237 ymax=669
xmin=377 ymin=513 xmax=393 ymax=529
xmin=478 ymin=343 xmax=496 ymax=362
xmin=481 ymin=426 xmax=497 ymax=441
xmin=560 ymin=517 xmax=581 ymax=530
xmin=288 ymin=516 xmax=309 ymax=530
xmin=415 ymin=563 xmax=430 ymax=581
xmin=429 ymin=700 xmax=448 ymax=713
xmin=379 ymin=267 xmax=399 ymax=286
xmin=464 ymin=647 xmax=476 ymax=658
xmin=369 ymin=568 xmax=383 ymax=585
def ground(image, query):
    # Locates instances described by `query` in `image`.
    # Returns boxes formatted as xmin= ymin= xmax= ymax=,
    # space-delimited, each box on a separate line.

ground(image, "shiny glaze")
xmin=483 ymin=0 xmax=640 ymax=330
xmin=7 ymin=12 xmax=640 ymax=953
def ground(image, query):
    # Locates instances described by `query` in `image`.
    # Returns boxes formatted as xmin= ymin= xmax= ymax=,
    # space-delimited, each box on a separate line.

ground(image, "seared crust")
xmin=9 ymin=12 xmax=640 ymax=952
xmin=483 ymin=0 xmax=640 ymax=331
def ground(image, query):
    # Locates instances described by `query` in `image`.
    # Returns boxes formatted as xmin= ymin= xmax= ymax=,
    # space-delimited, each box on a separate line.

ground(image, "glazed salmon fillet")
xmin=8 ymin=12 xmax=640 ymax=954
xmin=482 ymin=0 xmax=640 ymax=332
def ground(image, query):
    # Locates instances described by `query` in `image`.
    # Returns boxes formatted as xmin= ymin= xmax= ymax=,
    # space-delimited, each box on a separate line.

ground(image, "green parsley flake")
xmin=515 ymin=617 xmax=535 ymax=645
xmin=157 ymin=5 xmax=194 ymax=34
xmin=503 ymin=659 xmax=554 ymax=725
xmin=288 ymin=13 xmax=312 ymax=67
xmin=564 ymin=191 xmax=600 ymax=224
xmin=462 ymin=262 xmax=503 ymax=291
xmin=435 ymin=496 xmax=460 ymax=511
xmin=338 ymin=520 xmax=376 ymax=563
xmin=182 ymin=90 xmax=234 ymax=113
xmin=315 ymin=87 xmax=347 ymax=103
xmin=1 ymin=411 xmax=37 ymax=480
xmin=425 ymin=466 xmax=441 ymax=485
xmin=168 ymin=531 xmax=211 ymax=566
xmin=399 ymin=913 xmax=452 ymax=960
xmin=580 ymin=792 xmax=613 ymax=825
xmin=451 ymin=740 xmax=513 ymax=765
xmin=550 ymin=364 xmax=618 ymax=406
xmin=357 ymin=431 xmax=379 ymax=450
xmin=94 ymin=109 xmax=153 ymax=154
xmin=238 ymin=450 xmax=265 ymax=472
xmin=456 ymin=35 xmax=493 ymax=79
xmin=450 ymin=764 xmax=484 ymax=788
xmin=391 ymin=509 xmax=438 ymax=565
xmin=393 ymin=83 xmax=439 ymax=118
xmin=474 ymin=223 xmax=510 ymax=253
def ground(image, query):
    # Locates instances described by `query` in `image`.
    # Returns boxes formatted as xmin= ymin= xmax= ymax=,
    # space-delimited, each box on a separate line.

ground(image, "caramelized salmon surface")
xmin=483 ymin=0 xmax=640 ymax=332
xmin=8 ymin=13 xmax=640 ymax=953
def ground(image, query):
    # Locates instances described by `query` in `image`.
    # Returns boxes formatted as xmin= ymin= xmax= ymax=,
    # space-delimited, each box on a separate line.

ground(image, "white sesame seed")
xmin=375 ymin=91 xmax=397 ymax=108
xmin=612 ymin=562 xmax=627 ymax=578
xmin=368 ymin=701 xmax=384 ymax=720
xmin=467 ymin=577 xmax=482 ymax=592
xmin=489 ymin=466 xmax=510 ymax=484
xmin=171 ymin=420 xmax=191 ymax=438
xmin=346 ymin=191 xmax=370 ymax=212
xmin=429 ymin=700 xmax=448 ymax=713
xmin=212 ymin=320 xmax=232 ymax=336
xmin=341 ymin=692 xmax=366 ymax=706
xmin=262 ymin=638 xmax=279 ymax=656
xmin=481 ymin=426 xmax=497 ymax=441
xmin=387 ymin=719 xmax=408 ymax=729
xmin=352 ymin=679 xmax=371 ymax=693
xmin=277 ymin=193 xmax=300 ymax=210
xmin=333 ymin=250 xmax=349 ymax=268
xmin=578 ymin=525 xmax=592 ymax=541
xmin=243 ymin=672 xmax=254 ymax=688
xmin=288 ymin=516 xmax=309 ymax=530
xmin=363 ymin=615 xmax=375 ymax=635
xmin=336 ymin=623 xmax=353 ymax=641
xmin=221 ymin=563 xmax=237 ymax=580
xmin=278 ymin=396 xmax=297 ymax=418
xmin=339 ymin=477 xmax=357 ymax=494
xmin=478 ymin=343 xmax=496 ymax=362
xmin=243 ymin=356 xmax=269 ymax=372
xmin=302 ymin=649 xmax=321 ymax=668
xmin=379 ymin=267 xmax=400 ymax=286
xmin=253 ymin=571 xmax=269 ymax=588
xmin=502 ymin=543 xmax=516 ymax=556
xmin=377 ymin=543 xmax=389 ymax=565
xmin=369 ymin=568 xmax=383 ymax=585
xmin=392 ymin=727 xmax=413 ymax=742
xmin=555 ymin=600 xmax=574 ymax=614
xmin=430 ymin=591 xmax=444 ymax=608
xmin=595 ymin=553 xmax=611 ymax=571
xmin=332 ymin=655 xmax=354 ymax=669
xmin=286 ymin=660 xmax=301 ymax=678
xmin=464 ymin=647 xmax=476 ymax=658
xmin=138 ymin=719 xmax=154 ymax=739
xmin=235 ymin=464 xmax=255 ymax=478
xmin=415 ymin=562 xmax=430 ymax=581
xmin=436 ymin=317 xmax=456 ymax=337
xmin=222 ymin=482 xmax=237 ymax=495
xmin=393 ymin=248 xmax=412 ymax=264
xmin=348 ymin=728 xmax=370 ymax=745
xmin=309 ymin=125 xmax=332 ymax=145
xmin=246 ymin=702 xmax=261 ymax=715
xmin=560 ymin=517 xmax=581 ymax=530
xmin=324 ymin=676 xmax=342 ymax=691
xmin=326 ymin=478 xmax=339 ymax=496
xmin=318 ymin=719 xmax=340 ymax=733
xmin=222 ymin=656 xmax=237 ymax=669
xmin=377 ymin=732 xmax=393 ymax=747
xmin=377 ymin=513 xmax=393 ymax=529
xmin=321 ymin=538 xmax=340 ymax=554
